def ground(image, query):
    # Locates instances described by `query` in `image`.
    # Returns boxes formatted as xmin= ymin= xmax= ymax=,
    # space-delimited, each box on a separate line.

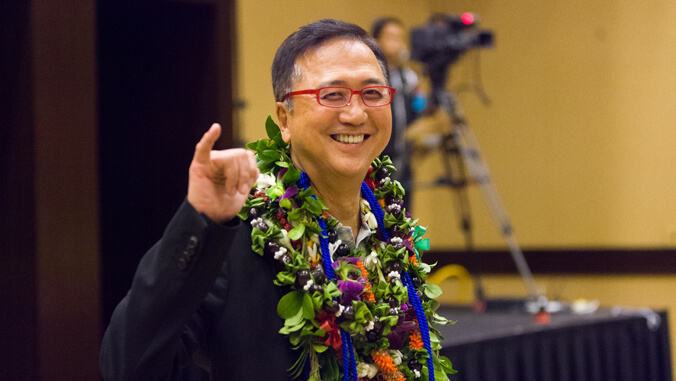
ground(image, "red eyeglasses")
xmin=281 ymin=86 xmax=396 ymax=108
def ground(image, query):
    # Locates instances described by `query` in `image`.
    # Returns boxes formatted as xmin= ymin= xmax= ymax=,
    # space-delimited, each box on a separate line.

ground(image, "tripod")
xmin=419 ymin=88 xmax=541 ymax=309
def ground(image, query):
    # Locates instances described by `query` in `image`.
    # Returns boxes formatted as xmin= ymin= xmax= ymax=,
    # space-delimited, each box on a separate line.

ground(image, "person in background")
xmin=372 ymin=17 xmax=424 ymax=212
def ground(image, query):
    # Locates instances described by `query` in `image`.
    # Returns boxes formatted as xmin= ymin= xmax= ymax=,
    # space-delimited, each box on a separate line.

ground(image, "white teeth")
xmin=334 ymin=134 xmax=364 ymax=144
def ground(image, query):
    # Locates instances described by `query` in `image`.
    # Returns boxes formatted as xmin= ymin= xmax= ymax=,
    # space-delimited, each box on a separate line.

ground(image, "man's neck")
xmin=311 ymin=173 xmax=363 ymax=240
xmin=292 ymin=160 xmax=361 ymax=239
xmin=290 ymin=151 xmax=367 ymax=239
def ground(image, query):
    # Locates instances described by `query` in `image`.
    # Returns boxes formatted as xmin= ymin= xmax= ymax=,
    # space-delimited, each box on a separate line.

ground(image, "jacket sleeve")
xmin=100 ymin=200 xmax=244 ymax=381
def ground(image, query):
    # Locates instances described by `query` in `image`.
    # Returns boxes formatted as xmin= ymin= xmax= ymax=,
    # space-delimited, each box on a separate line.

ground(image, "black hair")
xmin=272 ymin=19 xmax=389 ymax=106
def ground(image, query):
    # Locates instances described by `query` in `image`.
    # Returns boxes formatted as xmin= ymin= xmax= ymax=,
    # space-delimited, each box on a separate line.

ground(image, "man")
xmin=101 ymin=19 xmax=450 ymax=381
xmin=372 ymin=17 xmax=422 ymax=211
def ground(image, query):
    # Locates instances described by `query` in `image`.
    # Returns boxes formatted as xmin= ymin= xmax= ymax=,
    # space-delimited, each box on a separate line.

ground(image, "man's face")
xmin=276 ymin=38 xmax=392 ymax=181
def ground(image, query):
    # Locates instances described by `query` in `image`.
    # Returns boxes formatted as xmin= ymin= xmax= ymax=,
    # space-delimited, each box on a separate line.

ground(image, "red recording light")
xmin=461 ymin=13 xmax=475 ymax=25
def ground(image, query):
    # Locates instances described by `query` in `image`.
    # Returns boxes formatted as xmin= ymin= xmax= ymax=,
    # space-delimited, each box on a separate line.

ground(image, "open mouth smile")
xmin=332 ymin=134 xmax=366 ymax=144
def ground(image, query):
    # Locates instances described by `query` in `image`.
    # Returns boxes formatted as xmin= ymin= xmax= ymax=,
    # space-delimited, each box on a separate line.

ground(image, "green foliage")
xmin=423 ymin=283 xmax=443 ymax=299
xmin=250 ymin=224 xmax=284 ymax=256
xmin=278 ymin=291 xmax=305 ymax=319
xmin=265 ymin=115 xmax=286 ymax=147
xmin=339 ymin=301 xmax=373 ymax=335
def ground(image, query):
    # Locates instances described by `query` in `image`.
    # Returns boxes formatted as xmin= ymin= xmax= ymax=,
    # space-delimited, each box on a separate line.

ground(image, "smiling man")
xmin=276 ymin=36 xmax=392 ymax=237
xmin=101 ymin=19 xmax=453 ymax=381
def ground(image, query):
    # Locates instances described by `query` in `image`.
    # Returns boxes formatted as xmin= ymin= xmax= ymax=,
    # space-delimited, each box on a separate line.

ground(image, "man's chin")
xmin=335 ymin=159 xmax=375 ymax=179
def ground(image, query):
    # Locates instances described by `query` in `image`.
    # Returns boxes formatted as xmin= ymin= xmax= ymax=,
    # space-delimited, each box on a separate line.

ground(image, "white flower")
xmin=335 ymin=304 xmax=345 ymax=318
xmin=306 ymin=234 xmax=320 ymax=259
xmin=273 ymin=246 xmax=287 ymax=260
xmin=302 ymin=279 xmax=314 ymax=291
xmin=364 ymin=320 xmax=375 ymax=332
xmin=413 ymin=369 xmax=421 ymax=378
xmin=279 ymin=229 xmax=293 ymax=251
xmin=357 ymin=362 xmax=379 ymax=378
xmin=356 ymin=362 xmax=369 ymax=378
xmin=329 ymin=239 xmax=343 ymax=260
xmin=362 ymin=211 xmax=378 ymax=230
xmin=307 ymin=240 xmax=317 ymax=260
xmin=389 ymin=350 xmax=403 ymax=365
xmin=255 ymin=173 xmax=276 ymax=191
xmin=390 ymin=237 xmax=403 ymax=245
xmin=388 ymin=270 xmax=401 ymax=280
xmin=250 ymin=218 xmax=263 ymax=227
xmin=359 ymin=198 xmax=378 ymax=229
xmin=364 ymin=250 xmax=380 ymax=271
xmin=367 ymin=363 xmax=378 ymax=378
xmin=360 ymin=198 xmax=371 ymax=212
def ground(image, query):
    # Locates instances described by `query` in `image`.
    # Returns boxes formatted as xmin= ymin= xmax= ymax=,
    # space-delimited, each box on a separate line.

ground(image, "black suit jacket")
xmin=100 ymin=200 xmax=297 ymax=380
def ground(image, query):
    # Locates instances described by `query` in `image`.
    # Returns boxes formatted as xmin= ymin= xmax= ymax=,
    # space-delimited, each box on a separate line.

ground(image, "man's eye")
xmin=322 ymin=92 xmax=346 ymax=100
xmin=363 ymin=89 xmax=384 ymax=98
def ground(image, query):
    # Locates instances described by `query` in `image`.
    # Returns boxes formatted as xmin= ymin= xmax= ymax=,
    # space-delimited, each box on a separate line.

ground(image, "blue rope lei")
xmin=362 ymin=181 xmax=435 ymax=381
xmin=403 ymin=271 xmax=435 ymax=381
xmin=298 ymin=172 xmax=434 ymax=381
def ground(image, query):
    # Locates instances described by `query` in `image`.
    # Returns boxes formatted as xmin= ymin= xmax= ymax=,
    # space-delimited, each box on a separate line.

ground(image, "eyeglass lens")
xmin=318 ymin=87 xmax=392 ymax=107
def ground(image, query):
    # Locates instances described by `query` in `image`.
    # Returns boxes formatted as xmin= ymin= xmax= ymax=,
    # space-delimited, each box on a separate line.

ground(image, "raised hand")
xmin=187 ymin=123 xmax=259 ymax=224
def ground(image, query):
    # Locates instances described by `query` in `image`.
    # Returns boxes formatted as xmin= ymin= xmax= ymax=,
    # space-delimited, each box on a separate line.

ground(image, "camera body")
xmin=411 ymin=13 xmax=493 ymax=65
xmin=411 ymin=13 xmax=494 ymax=84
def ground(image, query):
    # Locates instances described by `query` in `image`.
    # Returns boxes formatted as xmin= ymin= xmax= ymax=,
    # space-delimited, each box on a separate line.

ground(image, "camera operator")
xmin=372 ymin=17 xmax=424 ymax=212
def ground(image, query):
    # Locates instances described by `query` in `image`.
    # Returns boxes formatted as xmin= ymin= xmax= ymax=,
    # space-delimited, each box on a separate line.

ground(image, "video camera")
xmin=411 ymin=13 xmax=494 ymax=91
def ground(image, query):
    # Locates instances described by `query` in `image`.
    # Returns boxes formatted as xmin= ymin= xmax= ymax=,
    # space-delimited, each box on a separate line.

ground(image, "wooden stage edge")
xmin=424 ymin=248 xmax=676 ymax=274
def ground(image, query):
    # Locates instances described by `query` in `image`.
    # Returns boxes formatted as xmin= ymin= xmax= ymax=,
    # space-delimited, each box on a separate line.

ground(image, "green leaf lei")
xmin=238 ymin=116 xmax=456 ymax=381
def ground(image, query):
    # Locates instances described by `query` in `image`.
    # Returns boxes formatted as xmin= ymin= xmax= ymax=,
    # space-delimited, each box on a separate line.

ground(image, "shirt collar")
xmin=331 ymin=218 xmax=373 ymax=251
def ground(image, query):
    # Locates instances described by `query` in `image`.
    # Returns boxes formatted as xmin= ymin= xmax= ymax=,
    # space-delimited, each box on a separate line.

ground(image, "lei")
xmin=238 ymin=116 xmax=456 ymax=381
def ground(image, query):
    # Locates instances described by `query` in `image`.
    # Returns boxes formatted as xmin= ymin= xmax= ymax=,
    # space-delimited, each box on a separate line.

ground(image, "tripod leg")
xmin=437 ymin=90 xmax=539 ymax=299
xmin=440 ymin=133 xmax=487 ymax=305
xmin=452 ymin=121 xmax=539 ymax=299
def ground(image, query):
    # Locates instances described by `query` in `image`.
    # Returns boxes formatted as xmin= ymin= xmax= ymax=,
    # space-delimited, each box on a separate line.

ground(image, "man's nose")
xmin=338 ymin=95 xmax=369 ymax=125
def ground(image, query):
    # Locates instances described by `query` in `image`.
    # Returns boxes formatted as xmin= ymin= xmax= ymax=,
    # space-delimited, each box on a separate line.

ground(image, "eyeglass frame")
xmin=280 ymin=86 xmax=397 ymax=108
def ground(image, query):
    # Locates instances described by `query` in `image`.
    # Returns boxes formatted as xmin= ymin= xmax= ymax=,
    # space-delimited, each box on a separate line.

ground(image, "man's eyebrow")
xmin=318 ymin=78 xmax=387 ymax=88
xmin=318 ymin=80 xmax=347 ymax=87
xmin=362 ymin=78 xmax=387 ymax=86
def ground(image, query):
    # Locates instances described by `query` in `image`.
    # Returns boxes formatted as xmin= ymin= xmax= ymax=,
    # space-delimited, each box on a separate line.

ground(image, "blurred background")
xmin=2 ymin=0 xmax=675 ymax=380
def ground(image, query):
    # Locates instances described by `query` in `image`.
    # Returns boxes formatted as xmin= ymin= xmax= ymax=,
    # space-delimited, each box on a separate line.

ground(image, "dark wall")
xmin=98 ymin=0 xmax=221 ymax=325
xmin=1 ymin=1 xmax=38 ymax=379
xmin=0 ymin=0 xmax=235 ymax=379
xmin=2 ymin=1 xmax=101 ymax=380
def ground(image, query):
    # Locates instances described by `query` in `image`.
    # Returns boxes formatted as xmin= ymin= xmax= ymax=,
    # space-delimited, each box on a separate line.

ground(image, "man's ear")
xmin=276 ymin=102 xmax=292 ymax=144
